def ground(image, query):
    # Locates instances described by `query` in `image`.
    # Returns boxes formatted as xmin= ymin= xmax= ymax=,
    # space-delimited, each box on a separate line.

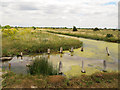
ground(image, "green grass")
xmin=2 ymin=28 xmax=82 ymax=56
xmin=28 ymin=57 xmax=58 ymax=75
xmin=46 ymin=29 xmax=119 ymax=43
xmin=2 ymin=71 xmax=119 ymax=88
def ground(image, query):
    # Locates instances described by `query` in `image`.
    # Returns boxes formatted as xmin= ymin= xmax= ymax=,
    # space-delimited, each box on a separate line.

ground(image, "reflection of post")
xmin=103 ymin=60 xmax=107 ymax=72
xmin=47 ymin=48 xmax=50 ymax=54
xmin=81 ymin=47 xmax=83 ymax=52
xmin=48 ymin=54 xmax=50 ymax=59
xmin=60 ymin=53 xmax=63 ymax=58
xmin=106 ymin=47 xmax=110 ymax=56
xmin=60 ymin=47 xmax=63 ymax=53
xmin=9 ymin=63 xmax=11 ymax=71
xmin=59 ymin=61 xmax=62 ymax=74
xmin=81 ymin=60 xmax=86 ymax=73
xmin=71 ymin=52 xmax=74 ymax=56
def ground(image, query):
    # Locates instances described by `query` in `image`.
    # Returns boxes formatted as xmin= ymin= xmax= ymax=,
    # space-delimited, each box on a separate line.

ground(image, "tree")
xmin=93 ymin=27 xmax=99 ymax=31
xmin=73 ymin=26 xmax=77 ymax=31
xmin=32 ymin=26 xmax=36 ymax=30
xmin=4 ymin=25 xmax=11 ymax=29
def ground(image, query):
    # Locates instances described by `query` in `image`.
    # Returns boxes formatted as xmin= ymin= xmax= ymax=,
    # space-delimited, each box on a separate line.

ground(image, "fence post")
xmin=81 ymin=47 xmax=83 ymax=52
xmin=59 ymin=61 xmax=63 ymax=75
xmin=70 ymin=47 xmax=74 ymax=52
xmin=60 ymin=47 xmax=63 ymax=53
xmin=103 ymin=60 xmax=107 ymax=72
xmin=106 ymin=47 xmax=110 ymax=56
xmin=9 ymin=63 xmax=11 ymax=71
xmin=81 ymin=60 xmax=86 ymax=73
xmin=47 ymin=48 xmax=50 ymax=54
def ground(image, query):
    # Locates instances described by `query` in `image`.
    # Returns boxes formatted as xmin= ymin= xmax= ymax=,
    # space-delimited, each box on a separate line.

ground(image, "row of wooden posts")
xmin=47 ymin=47 xmax=84 ymax=54
xmin=16 ymin=47 xmax=110 ymax=57
xmin=58 ymin=59 xmax=107 ymax=75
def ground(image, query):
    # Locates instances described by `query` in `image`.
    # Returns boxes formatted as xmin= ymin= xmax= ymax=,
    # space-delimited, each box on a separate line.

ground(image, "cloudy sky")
xmin=0 ymin=0 xmax=119 ymax=28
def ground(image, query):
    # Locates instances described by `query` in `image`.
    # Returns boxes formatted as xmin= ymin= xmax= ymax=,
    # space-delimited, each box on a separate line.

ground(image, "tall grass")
xmin=2 ymin=28 xmax=83 ymax=56
xmin=28 ymin=57 xmax=58 ymax=75
xmin=47 ymin=30 xmax=119 ymax=43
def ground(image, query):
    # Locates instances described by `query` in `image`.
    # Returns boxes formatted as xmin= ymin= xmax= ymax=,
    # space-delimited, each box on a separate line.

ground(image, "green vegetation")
xmin=2 ymin=71 xmax=119 ymax=88
xmin=73 ymin=26 xmax=77 ymax=31
xmin=32 ymin=26 xmax=36 ymax=30
xmin=93 ymin=27 xmax=99 ymax=31
xmin=28 ymin=57 xmax=58 ymax=75
xmin=46 ymin=28 xmax=119 ymax=43
xmin=2 ymin=28 xmax=82 ymax=56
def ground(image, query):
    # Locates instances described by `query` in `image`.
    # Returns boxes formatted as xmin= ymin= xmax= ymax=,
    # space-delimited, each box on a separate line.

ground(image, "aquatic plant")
xmin=28 ymin=57 xmax=58 ymax=75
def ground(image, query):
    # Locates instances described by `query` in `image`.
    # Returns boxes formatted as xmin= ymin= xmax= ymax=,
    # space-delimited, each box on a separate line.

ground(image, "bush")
xmin=106 ymin=34 xmax=113 ymax=38
xmin=73 ymin=26 xmax=77 ymax=31
xmin=28 ymin=57 xmax=58 ymax=75
xmin=32 ymin=26 xmax=36 ymax=30
xmin=93 ymin=27 xmax=99 ymax=31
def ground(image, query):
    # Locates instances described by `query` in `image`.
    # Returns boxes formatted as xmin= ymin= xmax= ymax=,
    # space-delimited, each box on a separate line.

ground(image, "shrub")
xmin=106 ymin=34 xmax=113 ymax=38
xmin=73 ymin=26 xmax=77 ymax=31
xmin=32 ymin=26 xmax=36 ymax=30
xmin=28 ymin=57 xmax=58 ymax=75
xmin=93 ymin=27 xmax=99 ymax=31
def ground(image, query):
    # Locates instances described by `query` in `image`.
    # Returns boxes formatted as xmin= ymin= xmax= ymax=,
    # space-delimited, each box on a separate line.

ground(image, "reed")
xmin=28 ymin=57 xmax=58 ymax=75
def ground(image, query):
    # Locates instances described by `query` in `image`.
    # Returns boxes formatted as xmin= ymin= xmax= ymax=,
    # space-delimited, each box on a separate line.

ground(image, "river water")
xmin=2 ymin=35 xmax=119 ymax=77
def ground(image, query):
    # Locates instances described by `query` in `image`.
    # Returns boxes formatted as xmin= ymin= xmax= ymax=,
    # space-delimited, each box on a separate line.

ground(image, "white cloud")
xmin=0 ymin=0 xmax=119 ymax=28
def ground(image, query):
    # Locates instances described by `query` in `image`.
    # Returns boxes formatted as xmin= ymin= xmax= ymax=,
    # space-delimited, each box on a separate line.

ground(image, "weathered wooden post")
xmin=70 ymin=47 xmax=74 ymax=52
xmin=47 ymin=48 xmax=50 ymax=54
xmin=58 ymin=61 xmax=63 ymax=75
xmin=81 ymin=47 xmax=83 ymax=52
xmin=103 ymin=60 xmax=107 ymax=72
xmin=106 ymin=47 xmax=110 ymax=56
xmin=81 ymin=60 xmax=86 ymax=73
xmin=8 ymin=63 xmax=11 ymax=71
xmin=60 ymin=47 xmax=63 ymax=53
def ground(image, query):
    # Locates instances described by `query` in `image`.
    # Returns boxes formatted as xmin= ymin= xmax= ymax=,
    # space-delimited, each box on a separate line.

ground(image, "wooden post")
xmin=60 ymin=47 xmax=63 ymax=53
xmin=21 ymin=52 xmax=23 ymax=56
xmin=81 ymin=47 xmax=83 ymax=52
xmin=59 ymin=61 xmax=63 ymax=75
xmin=70 ymin=47 xmax=74 ymax=52
xmin=103 ymin=60 xmax=107 ymax=72
xmin=106 ymin=47 xmax=110 ymax=56
xmin=81 ymin=60 xmax=86 ymax=73
xmin=47 ymin=49 xmax=50 ymax=54
xmin=9 ymin=63 xmax=11 ymax=70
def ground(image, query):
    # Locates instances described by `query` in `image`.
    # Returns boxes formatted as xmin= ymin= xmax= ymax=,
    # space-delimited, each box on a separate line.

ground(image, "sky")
xmin=0 ymin=0 xmax=119 ymax=28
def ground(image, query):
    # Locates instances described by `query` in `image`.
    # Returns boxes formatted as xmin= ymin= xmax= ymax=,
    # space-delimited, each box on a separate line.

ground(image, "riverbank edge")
xmin=47 ymin=31 xmax=120 ymax=43
xmin=2 ymin=71 xmax=119 ymax=88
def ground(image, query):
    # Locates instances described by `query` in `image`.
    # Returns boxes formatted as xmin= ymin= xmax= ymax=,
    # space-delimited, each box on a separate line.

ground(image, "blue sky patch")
xmin=104 ymin=2 xmax=117 ymax=5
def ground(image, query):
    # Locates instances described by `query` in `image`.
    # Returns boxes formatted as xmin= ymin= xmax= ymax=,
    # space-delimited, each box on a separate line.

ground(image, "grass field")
xmin=2 ymin=28 xmax=82 ymax=56
xmin=44 ymin=28 xmax=119 ymax=43
xmin=2 ymin=71 xmax=119 ymax=88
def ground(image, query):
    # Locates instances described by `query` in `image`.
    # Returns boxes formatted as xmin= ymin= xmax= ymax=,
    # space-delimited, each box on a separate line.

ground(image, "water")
xmin=2 ymin=35 xmax=119 ymax=77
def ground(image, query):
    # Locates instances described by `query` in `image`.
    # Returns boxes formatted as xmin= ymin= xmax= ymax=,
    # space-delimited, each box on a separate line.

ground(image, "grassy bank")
xmin=46 ymin=29 xmax=119 ymax=43
xmin=2 ymin=71 xmax=119 ymax=88
xmin=2 ymin=28 xmax=82 ymax=56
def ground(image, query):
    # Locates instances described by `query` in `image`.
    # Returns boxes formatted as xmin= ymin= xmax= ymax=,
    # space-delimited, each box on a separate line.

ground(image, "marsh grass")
xmin=47 ymin=29 xmax=119 ymax=43
xmin=2 ymin=28 xmax=82 ymax=56
xmin=28 ymin=57 xmax=58 ymax=75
